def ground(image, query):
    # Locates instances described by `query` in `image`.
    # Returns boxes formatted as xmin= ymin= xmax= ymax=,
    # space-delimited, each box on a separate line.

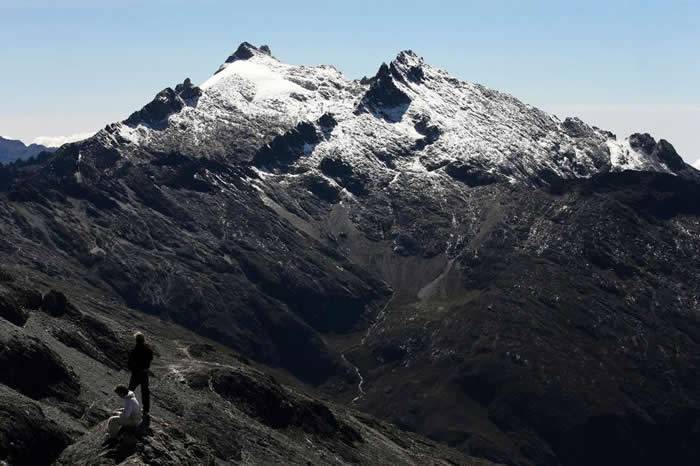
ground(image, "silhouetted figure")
xmin=107 ymin=384 xmax=142 ymax=438
xmin=128 ymin=332 xmax=153 ymax=416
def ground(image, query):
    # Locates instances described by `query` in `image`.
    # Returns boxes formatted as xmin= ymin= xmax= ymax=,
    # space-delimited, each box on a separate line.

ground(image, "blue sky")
xmin=1 ymin=0 xmax=698 ymax=163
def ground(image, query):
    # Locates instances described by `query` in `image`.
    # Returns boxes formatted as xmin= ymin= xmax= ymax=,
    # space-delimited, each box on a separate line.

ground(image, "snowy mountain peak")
xmin=104 ymin=44 xmax=695 ymax=187
xmin=391 ymin=50 xmax=426 ymax=79
xmin=395 ymin=49 xmax=420 ymax=61
xmin=224 ymin=42 xmax=274 ymax=64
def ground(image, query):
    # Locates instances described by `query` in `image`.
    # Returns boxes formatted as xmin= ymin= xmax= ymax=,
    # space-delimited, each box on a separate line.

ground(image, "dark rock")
xmin=79 ymin=313 xmax=131 ymax=369
xmin=125 ymin=78 xmax=200 ymax=128
xmin=0 ymin=268 xmax=13 ymax=282
xmin=0 ymin=334 xmax=80 ymax=401
xmin=629 ymin=133 xmax=657 ymax=154
xmin=444 ymin=161 xmax=501 ymax=186
xmin=413 ymin=116 xmax=441 ymax=150
xmin=305 ymin=173 xmax=341 ymax=203
xmin=0 ymin=385 xmax=72 ymax=466
xmin=174 ymin=77 xmax=202 ymax=102
xmin=653 ymin=139 xmax=685 ymax=171
xmin=11 ymin=286 xmax=43 ymax=310
xmin=392 ymin=233 xmax=422 ymax=256
xmin=253 ymin=121 xmax=319 ymax=169
xmin=627 ymin=134 xmax=686 ymax=172
xmin=0 ymin=293 xmax=28 ymax=326
xmin=318 ymin=112 xmax=338 ymax=131
xmin=356 ymin=63 xmax=411 ymax=122
xmin=56 ymin=416 xmax=217 ymax=466
xmin=319 ymin=157 xmax=369 ymax=195
xmin=354 ymin=170 xmax=700 ymax=465
xmin=125 ymin=88 xmax=182 ymax=127
xmin=562 ymin=117 xmax=596 ymax=138
xmin=50 ymin=325 xmax=119 ymax=369
xmin=224 ymin=42 xmax=268 ymax=63
xmin=41 ymin=289 xmax=77 ymax=317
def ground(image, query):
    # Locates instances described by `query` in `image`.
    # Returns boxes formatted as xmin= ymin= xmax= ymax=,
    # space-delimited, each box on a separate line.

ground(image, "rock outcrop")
xmin=0 ymin=385 xmax=72 ymax=466
xmin=0 ymin=333 xmax=80 ymax=402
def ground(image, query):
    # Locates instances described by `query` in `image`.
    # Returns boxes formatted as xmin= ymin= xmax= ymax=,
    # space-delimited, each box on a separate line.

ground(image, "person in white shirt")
xmin=107 ymin=384 xmax=143 ymax=438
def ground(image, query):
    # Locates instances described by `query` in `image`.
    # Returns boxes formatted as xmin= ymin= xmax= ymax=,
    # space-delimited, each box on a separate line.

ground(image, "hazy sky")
xmin=1 ymin=0 xmax=698 ymax=164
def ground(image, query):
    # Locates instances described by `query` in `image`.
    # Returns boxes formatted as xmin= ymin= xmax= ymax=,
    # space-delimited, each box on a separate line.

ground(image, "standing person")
xmin=107 ymin=385 xmax=142 ymax=438
xmin=128 ymin=332 xmax=153 ymax=417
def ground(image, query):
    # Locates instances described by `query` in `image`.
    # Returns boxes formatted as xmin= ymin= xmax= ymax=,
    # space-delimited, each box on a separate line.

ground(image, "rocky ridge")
xmin=0 ymin=278 xmax=493 ymax=465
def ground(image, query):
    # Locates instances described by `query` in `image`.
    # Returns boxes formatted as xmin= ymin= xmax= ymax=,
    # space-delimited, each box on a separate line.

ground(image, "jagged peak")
xmin=387 ymin=50 xmax=427 ymax=85
xmin=627 ymin=133 xmax=686 ymax=171
xmin=360 ymin=50 xmax=427 ymax=87
xmin=355 ymin=66 xmax=411 ymax=122
xmin=392 ymin=49 xmax=423 ymax=68
xmin=123 ymin=78 xmax=201 ymax=128
xmin=224 ymin=42 xmax=274 ymax=64
xmin=353 ymin=50 xmax=428 ymax=118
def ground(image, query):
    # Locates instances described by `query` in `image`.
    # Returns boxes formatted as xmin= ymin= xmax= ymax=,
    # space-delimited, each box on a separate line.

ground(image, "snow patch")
xmin=117 ymin=124 xmax=146 ymax=145
xmin=201 ymin=58 xmax=307 ymax=101
xmin=608 ymin=139 xmax=646 ymax=170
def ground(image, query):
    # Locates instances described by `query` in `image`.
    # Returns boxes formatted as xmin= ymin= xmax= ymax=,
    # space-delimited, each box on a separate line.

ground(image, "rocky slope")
xmin=0 ymin=42 xmax=698 ymax=465
xmin=0 ymin=277 xmax=493 ymax=465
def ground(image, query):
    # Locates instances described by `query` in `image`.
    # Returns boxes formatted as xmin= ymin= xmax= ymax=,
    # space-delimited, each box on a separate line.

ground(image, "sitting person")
xmin=107 ymin=384 xmax=143 ymax=438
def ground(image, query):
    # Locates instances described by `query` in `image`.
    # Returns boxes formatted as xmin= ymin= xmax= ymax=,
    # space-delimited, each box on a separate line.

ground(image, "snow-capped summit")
xmin=223 ymin=42 xmax=273 ymax=64
xmin=103 ymin=43 xmax=692 ymax=185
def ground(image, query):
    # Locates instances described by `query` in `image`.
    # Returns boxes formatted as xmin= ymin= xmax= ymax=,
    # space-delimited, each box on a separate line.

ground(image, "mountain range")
xmin=0 ymin=136 xmax=56 ymax=163
xmin=0 ymin=42 xmax=698 ymax=465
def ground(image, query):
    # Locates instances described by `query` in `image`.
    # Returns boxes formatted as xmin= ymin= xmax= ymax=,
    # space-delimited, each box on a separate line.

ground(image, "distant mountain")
xmin=0 ymin=42 xmax=699 ymax=465
xmin=32 ymin=132 xmax=95 ymax=149
xmin=0 ymin=136 xmax=56 ymax=163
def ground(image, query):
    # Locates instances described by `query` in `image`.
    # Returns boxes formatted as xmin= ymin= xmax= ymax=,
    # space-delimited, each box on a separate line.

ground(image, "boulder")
xmin=0 ymin=385 xmax=72 ymax=466
xmin=0 ymin=334 xmax=80 ymax=401
xmin=41 ymin=289 xmax=76 ymax=317
xmin=0 ymin=293 xmax=28 ymax=327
